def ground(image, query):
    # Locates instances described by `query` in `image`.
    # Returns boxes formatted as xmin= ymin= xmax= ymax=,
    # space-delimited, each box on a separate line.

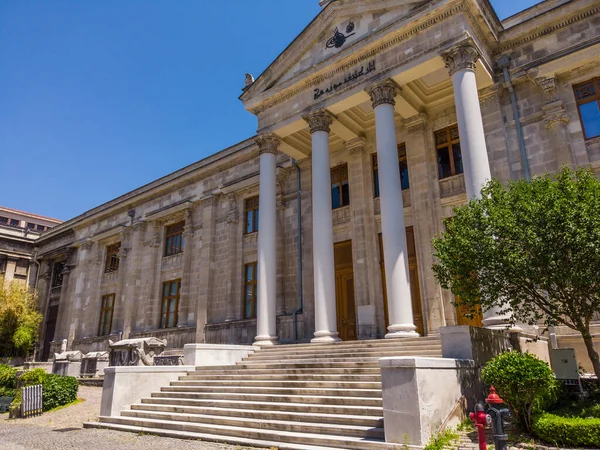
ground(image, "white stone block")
xmin=183 ymin=343 xmax=254 ymax=366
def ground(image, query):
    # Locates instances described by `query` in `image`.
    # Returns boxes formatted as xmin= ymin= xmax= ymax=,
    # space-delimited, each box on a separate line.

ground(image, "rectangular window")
xmin=373 ymin=143 xmax=410 ymax=197
xmin=244 ymin=262 xmax=258 ymax=319
xmin=26 ymin=223 xmax=35 ymax=230
xmin=160 ymin=279 xmax=180 ymax=328
xmin=97 ymin=293 xmax=115 ymax=336
xmin=574 ymin=78 xmax=600 ymax=140
xmin=9 ymin=219 xmax=19 ymax=227
xmin=331 ymin=164 xmax=350 ymax=209
xmin=104 ymin=242 xmax=120 ymax=273
xmin=0 ymin=217 xmax=7 ymax=225
xmin=435 ymin=125 xmax=463 ymax=180
xmin=164 ymin=221 xmax=184 ymax=256
xmin=36 ymin=224 xmax=45 ymax=232
xmin=244 ymin=196 xmax=259 ymax=234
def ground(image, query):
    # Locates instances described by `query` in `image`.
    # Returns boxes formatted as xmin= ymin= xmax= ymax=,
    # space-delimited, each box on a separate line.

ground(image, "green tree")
xmin=0 ymin=279 xmax=42 ymax=357
xmin=432 ymin=167 xmax=600 ymax=381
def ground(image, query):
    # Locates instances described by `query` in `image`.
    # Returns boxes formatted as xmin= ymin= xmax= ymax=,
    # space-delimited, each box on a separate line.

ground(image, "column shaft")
xmin=368 ymin=82 xmax=418 ymax=338
xmin=254 ymin=135 xmax=279 ymax=346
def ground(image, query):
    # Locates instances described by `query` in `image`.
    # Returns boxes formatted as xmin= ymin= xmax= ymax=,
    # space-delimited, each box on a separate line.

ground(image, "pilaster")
xmin=178 ymin=207 xmax=196 ymax=326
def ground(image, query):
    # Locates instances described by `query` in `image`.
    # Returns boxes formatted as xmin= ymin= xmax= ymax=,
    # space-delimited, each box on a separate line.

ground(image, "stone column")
xmin=442 ymin=44 xmax=491 ymax=200
xmin=122 ymin=221 xmax=146 ymax=338
xmin=145 ymin=222 xmax=163 ymax=330
xmin=178 ymin=207 xmax=195 ymax=326
xmin=254 ymin=134 xmax=279 ymax=346
xmin=27 ymin=259 xmax=38 ymax=291
xmin=114 ymin=228 xmax=131 ymax=333
xmin=52 ymin=253 xmax=73 ymax=349
xmin=3 ymin=258 xmax=16 ymax=288
xmin=536 ymin=76 xmax=575 ymax=167
xmin=367 ymin=80 xmax=418 ymax=338
xmin=305 ymin=110 xmax=340 ymax=344
xmin=225 ymin=194 xmax=240 ymax=321
xmin=276 ymin=175 xmax=288 ymax=316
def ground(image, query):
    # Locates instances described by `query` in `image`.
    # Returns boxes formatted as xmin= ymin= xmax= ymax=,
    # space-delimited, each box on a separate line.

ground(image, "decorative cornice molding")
xmin=366 ymin=79 xmax=400 ymax=108
xmin=533 ymin=76 xmax=559 ymax=104
xmin=403 ymin=113 xmax=428 ymax=135
xmin=441 ymin=44 xmax=480 ymax=76
xmin=255 ymin=133 xmax=280 ymax=155
xmin=544 ymin=111 xmax=569 ymax=128
xmin=305 ymin=109 xmax=333 ymax=134
xmin=345 ymin=137 xmax=367 ymax=155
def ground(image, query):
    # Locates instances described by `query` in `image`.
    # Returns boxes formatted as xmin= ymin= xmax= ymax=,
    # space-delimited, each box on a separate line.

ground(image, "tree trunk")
xmin=580 ymin=327 xmax=600 ymax=382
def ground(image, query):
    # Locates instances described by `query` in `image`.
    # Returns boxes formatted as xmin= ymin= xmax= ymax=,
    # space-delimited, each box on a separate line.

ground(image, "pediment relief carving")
xmin=241 ymin=0 xmax=428 ymax=105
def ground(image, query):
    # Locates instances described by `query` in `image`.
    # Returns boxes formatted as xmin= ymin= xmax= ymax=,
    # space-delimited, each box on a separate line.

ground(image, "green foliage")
xmin=424 ymin=428 xmax=459 ymax=450
xmin=0 ymin=364 xmax=17 ymax=397
xmin=532 ymin=413 xmax=600 ymax=447
xmin=0 ymin=280 xmax=42 ymax=357
xmin=481 ymin=351 xmax=557 ymax=432
xmin=9 ymin=369 xmax=78 ymax=413
xmin=41 ymin=373 xmax=78 ymax=411
xmin=432 ymin=167 xmax=600 ymax=379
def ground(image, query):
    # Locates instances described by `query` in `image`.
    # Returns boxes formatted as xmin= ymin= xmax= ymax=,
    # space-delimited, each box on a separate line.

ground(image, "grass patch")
xmin=45 ymin=397 xmax=84 ymax=413
xmin=424 ymin=428 xmax=459 ymax=450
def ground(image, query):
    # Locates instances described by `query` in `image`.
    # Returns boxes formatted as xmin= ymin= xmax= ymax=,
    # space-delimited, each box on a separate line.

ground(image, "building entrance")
xmin=334 ymin=240 xmax=357 ymax=341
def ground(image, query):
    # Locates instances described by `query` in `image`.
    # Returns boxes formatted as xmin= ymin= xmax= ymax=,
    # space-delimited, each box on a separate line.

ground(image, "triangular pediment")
xmin=241 ymin=0 xmax=431 ymax=106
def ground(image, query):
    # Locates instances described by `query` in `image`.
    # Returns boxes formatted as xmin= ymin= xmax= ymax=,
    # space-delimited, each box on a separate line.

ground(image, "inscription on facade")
xmin=314 ymin=60 xmax=376 ymax=101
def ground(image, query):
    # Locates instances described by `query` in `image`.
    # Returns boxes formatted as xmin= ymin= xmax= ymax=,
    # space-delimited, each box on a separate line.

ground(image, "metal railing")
xmin=21 ymin=385 xmax=43 ymax=418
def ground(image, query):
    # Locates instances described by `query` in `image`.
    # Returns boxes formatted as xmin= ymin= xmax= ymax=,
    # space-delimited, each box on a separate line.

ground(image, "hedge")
xmin=0 ymin=364 xmax=17 ymax=397
xmin=7 ymin=368 xmax=78 ymax=413
xmin=532 ymin=413 xmax=600 ymax=447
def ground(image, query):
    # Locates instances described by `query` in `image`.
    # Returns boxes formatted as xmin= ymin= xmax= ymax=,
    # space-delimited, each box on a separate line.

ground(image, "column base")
xmin=385 ymin=324 xmax=419 ymax=339
xmin=253 ymin=335 xmax=279 ymax=347
xmin=311 ymin=330 xmax=341 ymax=344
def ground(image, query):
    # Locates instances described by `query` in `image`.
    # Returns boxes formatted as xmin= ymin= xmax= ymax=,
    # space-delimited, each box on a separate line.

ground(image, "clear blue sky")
xmin=0 ymin=1 xmax=542 ymax=221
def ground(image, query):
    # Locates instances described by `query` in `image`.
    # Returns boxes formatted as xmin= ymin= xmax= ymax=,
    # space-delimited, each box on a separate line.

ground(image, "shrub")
xmin=0 ymin=364 xmax=17 ymax=397
xmin=41 ymin=374 xmax=78 ymax=411
xmin=532 ymin=413 xmax=600 ymax=447
xmin=481 ymin=351 xmax=557 ymax=432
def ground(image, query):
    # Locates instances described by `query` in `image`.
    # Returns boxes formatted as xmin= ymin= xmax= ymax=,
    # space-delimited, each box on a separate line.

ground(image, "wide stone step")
xmin=244 ymin=347 xmax=442 ymax=361
xmin=119 ymin=409 xmax=385 ymax=439
xmin=198 ymin=361 xmax=380 ymax=371
xmin=171 ymin=379 xmax=381 ymax=389
xmin=150 ymin=391 xmax=382 ymax=407
xmin=160 ymin=385 xmax=382 ymax=398
xmin=130 ymin=403 xmax=384 ymax=427
xmin=140 ymin=397 xmax=383 ymax=416
xmin=85 ymin=421 xmax=395 ymax=450
xmin=256 ymin=337 xmax=440 ymax=352
xmin=181 ymin=373 xmax=380 ymax=382
xmin=242 ymin=351 xmax=441 ymax=364
xmin=191 ymin=366 xmax=381 ymax=375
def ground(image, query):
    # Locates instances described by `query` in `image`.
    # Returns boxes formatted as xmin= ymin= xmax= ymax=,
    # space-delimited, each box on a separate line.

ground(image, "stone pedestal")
xmin=52 ymin=350 xmax=83 ymax=377
xmin=80 ymin=351 xmax=109 ymax=377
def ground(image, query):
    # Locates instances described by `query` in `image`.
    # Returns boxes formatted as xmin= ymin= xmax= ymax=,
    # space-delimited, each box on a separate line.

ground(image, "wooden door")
xmin=379 ymin=228 xmax=425 ymax=335
xmin=334 ymin=241 xmax=357 ymax=341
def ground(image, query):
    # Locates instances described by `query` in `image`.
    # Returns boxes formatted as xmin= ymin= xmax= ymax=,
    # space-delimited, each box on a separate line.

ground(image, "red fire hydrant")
xmin=470 ymin=403 xmax=490 ymax=450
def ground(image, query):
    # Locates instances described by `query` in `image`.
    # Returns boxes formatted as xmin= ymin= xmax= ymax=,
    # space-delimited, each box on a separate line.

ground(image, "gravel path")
xmin=0 ymin=386 xmax=254 ymax=450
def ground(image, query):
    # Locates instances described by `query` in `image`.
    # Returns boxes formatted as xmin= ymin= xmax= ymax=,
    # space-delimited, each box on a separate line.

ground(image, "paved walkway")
xmin=0 ymin=386 xmax=253 ymax=450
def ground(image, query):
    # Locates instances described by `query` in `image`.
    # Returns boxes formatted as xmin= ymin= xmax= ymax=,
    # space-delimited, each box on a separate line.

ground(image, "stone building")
xmin=0 ymin=206 xmax=61 ymax=290
xmin=34 ymin=0 xmax=600 ymax=362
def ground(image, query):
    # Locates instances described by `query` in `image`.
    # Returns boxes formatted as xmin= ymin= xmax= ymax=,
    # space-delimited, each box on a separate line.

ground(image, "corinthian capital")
xmin=366 ymin=79 xmax=400 ymax=108
xmin=442 ymin=44 xmax=480 ymax=76
xmin=305 ymin=109 xmax=333 ymax=134
xmin=255 ymin=133 xmax=280 ymax=155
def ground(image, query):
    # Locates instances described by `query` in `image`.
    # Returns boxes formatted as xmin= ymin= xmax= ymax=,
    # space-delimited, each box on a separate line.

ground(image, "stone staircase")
xmin=85 ymin=336 xmax=442 ymax=449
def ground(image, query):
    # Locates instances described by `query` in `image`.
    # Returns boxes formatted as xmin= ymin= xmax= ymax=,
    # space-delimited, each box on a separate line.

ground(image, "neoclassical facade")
xmin=34 ymin=0 xmax=600 ymax=360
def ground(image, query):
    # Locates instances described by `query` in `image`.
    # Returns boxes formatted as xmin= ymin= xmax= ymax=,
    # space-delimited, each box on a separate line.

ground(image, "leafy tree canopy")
xmin=0 ymin=280 xmax=42 ymax=357
xmin=433 ymin=167 xmax=600 ymax=380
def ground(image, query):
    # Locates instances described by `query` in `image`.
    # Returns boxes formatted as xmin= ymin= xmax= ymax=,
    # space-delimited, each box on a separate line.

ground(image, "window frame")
xmin=97 ymin=293 xmax=115 ymax=336
xmin=244 ymin=196 xmax=259 ymax=235
xmin=330 ymin=163 xmax=350 ymax=209
xmin=160 ymin=279 xmax=181 ymax=328
xmin=164 ymin=221 xmax=184 ymax=257
xmin=104 ymin=242 xmax=121 ymax=273
xmin=372 ymin=143 xmax=410 ymax=198
xmin=434 ymin=125 xmax=463 ymax=180
xmin=574 ymin=77 xmax=600 ymax=140
xmin=243 ymin=262 xmax=258 ymax=319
